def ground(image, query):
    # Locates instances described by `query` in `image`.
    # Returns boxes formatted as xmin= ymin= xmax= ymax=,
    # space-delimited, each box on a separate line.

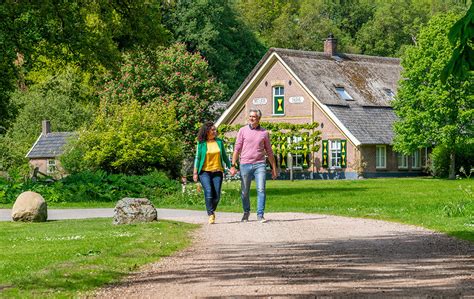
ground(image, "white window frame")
xmin=422 ymin=147 xmax=428 ymax=168
xmin=330 ymin=140 xmax=342 ymax=169
xmin=376 ymin=145 xmax=386 ymax=169
xmin=47 ymin=159 xmax=57 ymax=174
xmin=288 ymin=136 xmax=303 ymax=170
xmin=273 ymin=86 xmax=285 ymax=115
xmin=412 ymin=149 xmax=421 ymax=169
xmin=397 ymin=153 xmax=408 ymax=169
xmin=335 ymin=87 xmax=353 ymax=101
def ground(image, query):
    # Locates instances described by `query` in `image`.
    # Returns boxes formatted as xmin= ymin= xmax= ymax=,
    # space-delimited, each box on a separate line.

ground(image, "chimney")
xmin=324 ymin=34 xmax=337 ymax=56
xmin=42 ymin=120 xmax=51 ymax=135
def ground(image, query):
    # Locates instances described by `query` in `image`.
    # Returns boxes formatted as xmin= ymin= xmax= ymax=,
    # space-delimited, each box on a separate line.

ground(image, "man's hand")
xmin=271 ymin=168 xmax=278 ymax=180
xmin=230 ymin=167 xmax=237 ymax=176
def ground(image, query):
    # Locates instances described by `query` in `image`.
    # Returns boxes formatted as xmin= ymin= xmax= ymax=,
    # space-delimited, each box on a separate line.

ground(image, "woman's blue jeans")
xmin=239 ymin=163 xmax=266 ymax=217
xmin=199 ymin=171 xmax=223 ymax=216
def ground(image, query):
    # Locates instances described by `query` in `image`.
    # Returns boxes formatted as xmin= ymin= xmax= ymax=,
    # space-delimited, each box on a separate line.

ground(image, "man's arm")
xmin=230 ymin=151 xmax=239 ymax=176
xmin=230 ymin=129 xmax=243 ymax=176
xmin=263 ymin=132 xmax=278 ymax=179
xmin=267 ymin=154 xmax=278 ymax=180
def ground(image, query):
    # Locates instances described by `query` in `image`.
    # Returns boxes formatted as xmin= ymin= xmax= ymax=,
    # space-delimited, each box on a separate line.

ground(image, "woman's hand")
xmin=193 ymin=173 xmax=198 ymax=182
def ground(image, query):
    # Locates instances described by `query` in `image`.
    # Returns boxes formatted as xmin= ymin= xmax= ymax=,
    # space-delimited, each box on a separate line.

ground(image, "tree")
xmin=101 ymin=43 xmax=225 ymax=153
xmin=294 ymin=0 xmax=365 ymax=52
xmin=235 ymin=0 xmax=289 ymax=45
xmin=0 ymin=0 xmax=169 ymax=129
xmin=162 ymin=0 xmax=266 ymax=96
xmin=61 ymin=100 xmax=183 ymax=176
xmin=441 ymin=1 xmax=474 ymax=82
xmin=355 ymin=0 xmax=431 ymax=56
xmin=393 ymin=13 xmax=474 ymax=179
xmin=0 ymin=68 xmax=96 ymax=173
xmin=235 ymin=0 xmax=374 ymax=53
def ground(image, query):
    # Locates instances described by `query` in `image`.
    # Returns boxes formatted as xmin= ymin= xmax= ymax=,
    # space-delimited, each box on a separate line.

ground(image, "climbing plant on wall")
xmin=218 ymin=122 xmax=322 ymax=169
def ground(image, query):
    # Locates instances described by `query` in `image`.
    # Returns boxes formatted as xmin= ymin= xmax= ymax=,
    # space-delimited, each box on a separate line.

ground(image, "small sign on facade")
xmin=252 ymin=97 xmax=267 ymax=105
xmin=289 ymin=96 xmax=304 ymax=104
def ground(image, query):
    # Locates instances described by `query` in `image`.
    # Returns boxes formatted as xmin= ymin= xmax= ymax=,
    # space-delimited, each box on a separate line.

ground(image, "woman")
xmin=193 ymin=121 xmax=231 ymax=224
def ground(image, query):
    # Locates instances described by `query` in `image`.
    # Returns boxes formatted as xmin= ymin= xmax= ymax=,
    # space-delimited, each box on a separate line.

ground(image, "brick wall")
xmin=29 ymin=158 xmax=65 ymax=179
xmin=225 ymin=60 xmax=357 ymax=173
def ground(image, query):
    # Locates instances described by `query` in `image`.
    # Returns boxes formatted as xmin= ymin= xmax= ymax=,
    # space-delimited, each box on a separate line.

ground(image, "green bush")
xmin=0 ymin=171 xmax=179 ymax=204
xmin=429 ymin=143 xmax=474 ymax=178
xmin=61 ymin=100 xmax=184 ymax=176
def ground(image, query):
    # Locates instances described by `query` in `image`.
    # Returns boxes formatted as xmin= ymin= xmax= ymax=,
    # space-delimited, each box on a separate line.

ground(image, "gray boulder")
xmin=113 ymin=198 xmax=157 ymax=225
xmin=12 ymin=191 xmax=48 ymax=222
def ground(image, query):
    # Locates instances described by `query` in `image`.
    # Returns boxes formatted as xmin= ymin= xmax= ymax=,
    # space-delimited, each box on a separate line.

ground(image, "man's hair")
xmin=197 ymin=121 xmax=215 ymax=142
xmin=249 ymin=108 xmax=262 ymax=118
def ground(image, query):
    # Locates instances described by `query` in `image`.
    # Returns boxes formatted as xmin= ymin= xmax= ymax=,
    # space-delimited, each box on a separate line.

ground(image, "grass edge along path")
xmin=161 ymin=178 xmax=474 ymax=242
xmin=0 ymin=218 xmax=197 ymax=298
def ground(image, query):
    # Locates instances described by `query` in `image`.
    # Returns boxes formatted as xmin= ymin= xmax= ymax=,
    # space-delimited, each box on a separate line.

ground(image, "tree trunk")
xmin=449 ymin=149 xmax=456 ymax=180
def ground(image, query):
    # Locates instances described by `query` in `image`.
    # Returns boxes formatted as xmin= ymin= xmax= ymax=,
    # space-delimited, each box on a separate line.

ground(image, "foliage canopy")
xmin=101 ymin=43 xmax=225 ymax=153
xmin=61 ymin=100 xmax=183 ymax=176
xmin=393 ymin=13 xmax=474 ymax=179
xmin=0 ymin=68 xmax=96 ymax=174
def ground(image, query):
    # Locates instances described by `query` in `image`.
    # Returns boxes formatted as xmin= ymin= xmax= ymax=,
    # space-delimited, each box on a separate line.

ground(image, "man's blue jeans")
xmin=239 ymin=163 xmax=266 ymax=217
xmin=199 ymin=171 xmax=223 ymax=216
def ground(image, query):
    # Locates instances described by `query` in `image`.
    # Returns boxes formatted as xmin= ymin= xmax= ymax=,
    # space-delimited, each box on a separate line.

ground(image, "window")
xmin=376 ymin=145 xmax=386 ymax=169
xmin=397 ymin=153 xmax=408 ymax=169
xmin=47 ymin=159 xmax=57 ymax=174
xmin=422 ymin=147 xmax=428 ymax=167
xmin=322 ymin=139 xmax=347 ymax=169
xmin=384 ymin=88 xmax=395 ymax=100
xmin=288 ymin=136 xmax=303 ymax=169
xmin=330 ymin=140 xmax=342 ymax=168
xmin=412 ymin=149 xmax=421 ymax=169
xmin=335 ymin=87 xmax=353 ymax=101
xmin=273 ymin=86 xmax=285 ymax=115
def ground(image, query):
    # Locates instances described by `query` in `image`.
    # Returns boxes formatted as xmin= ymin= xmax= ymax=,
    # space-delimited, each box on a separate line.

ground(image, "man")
xmin=230 ymin=108 xmax=278 ymax=223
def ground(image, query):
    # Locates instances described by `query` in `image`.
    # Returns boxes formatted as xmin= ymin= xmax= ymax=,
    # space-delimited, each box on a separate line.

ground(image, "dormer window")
xmin=384 ymin=88 xmax=395 ymax=100
xmin=335 ymin=87 xmax=353 ymax=101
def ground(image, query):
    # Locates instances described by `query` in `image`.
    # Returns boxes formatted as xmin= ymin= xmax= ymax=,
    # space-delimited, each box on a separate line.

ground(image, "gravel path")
xmin=96 ymin=212 xmax=474 ymax=298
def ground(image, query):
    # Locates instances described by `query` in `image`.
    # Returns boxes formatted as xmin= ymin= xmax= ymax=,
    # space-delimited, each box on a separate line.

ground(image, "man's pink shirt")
xmin=234 ymin=125 xmax=274 ymax=164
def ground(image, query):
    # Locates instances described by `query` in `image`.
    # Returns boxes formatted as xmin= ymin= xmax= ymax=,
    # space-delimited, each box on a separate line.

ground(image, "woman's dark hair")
xmin=197 ymin=121 xmax=215 ymax=142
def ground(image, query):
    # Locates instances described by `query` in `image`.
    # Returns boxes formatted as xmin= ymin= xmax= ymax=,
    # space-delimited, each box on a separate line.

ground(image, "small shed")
xmin=25 ymin=120 xmax=74 ymax=177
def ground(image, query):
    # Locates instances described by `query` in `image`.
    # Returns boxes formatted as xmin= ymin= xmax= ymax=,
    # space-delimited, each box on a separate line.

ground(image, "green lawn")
xmin=160 ymin=177 xmax=474 ymax=242
xmin=1 ymin=178 xmax=472 ymax=242
xmin=0 ymin=178 xmax=472 ymax=296
xmin=0 ymin=218 xmax=197 ymax=297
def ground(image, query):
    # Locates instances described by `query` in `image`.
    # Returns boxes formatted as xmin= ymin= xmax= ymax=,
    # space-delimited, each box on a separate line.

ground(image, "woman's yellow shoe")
xmin=208 ymin=214 xmax=215 ymax=224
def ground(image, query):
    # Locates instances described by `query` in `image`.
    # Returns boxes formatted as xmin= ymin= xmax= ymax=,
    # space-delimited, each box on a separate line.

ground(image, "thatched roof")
xmin=275 ymin=49 xmax=401 ymax=107
xmin=222 ymin=48 xmax=402 ymax=145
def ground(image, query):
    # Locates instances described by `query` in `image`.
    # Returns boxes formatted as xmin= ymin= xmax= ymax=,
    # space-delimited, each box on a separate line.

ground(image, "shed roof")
xmin=26 ymin=132 xmax=75 ymax=159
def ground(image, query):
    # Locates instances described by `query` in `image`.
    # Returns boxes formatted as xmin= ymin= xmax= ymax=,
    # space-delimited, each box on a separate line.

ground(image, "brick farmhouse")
xmin=216 ymin=36 xmax=428 ymax=179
